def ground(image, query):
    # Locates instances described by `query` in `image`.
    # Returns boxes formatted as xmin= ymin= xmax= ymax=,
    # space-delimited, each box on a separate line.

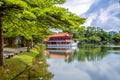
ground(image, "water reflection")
xmin=45 ymin=45 xmax=120 ymax=80
xmin=67 ymin=47 xmax=108 ymax=63
xmin=15 ymin=50 xmax=54 ymax=80
xmin=45 ymin=47 xmax=77 ymax=61
xmin=45 ymin=47 xmax=109 ymax=62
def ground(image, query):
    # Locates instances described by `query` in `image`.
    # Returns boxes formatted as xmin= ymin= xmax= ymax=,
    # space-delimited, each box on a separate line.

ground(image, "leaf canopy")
xmin=1 ymin=0 xmax=85 ymax=41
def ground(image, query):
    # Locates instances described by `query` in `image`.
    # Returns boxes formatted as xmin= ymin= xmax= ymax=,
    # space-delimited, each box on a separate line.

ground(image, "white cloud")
xmin=98 ymin=3 xmax=120 ymax=23
xmin=59 ymin=0 xmax=120 ymax=31
xmin=83 ymin=12 xmax=98 ymax=26
xmin=97 ymin=3 xmax=120 ymax=31
xmin=83 ymin=3 xmax=120 ymax=32
xmin=61 ymin=0 xmax=95 ymax=15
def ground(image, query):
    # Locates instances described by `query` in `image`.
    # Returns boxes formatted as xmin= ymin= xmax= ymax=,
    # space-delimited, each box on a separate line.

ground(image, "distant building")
xmin=44 ymin=32 xmax=78 ymax=48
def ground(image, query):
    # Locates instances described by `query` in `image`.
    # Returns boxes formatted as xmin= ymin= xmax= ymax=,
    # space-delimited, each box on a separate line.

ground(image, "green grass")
xmin=0 ymin=44 xmax=45 ymax=80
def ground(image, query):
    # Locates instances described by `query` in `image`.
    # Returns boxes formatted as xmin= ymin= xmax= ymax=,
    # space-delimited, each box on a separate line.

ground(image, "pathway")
xmin=3 ymin=47 xmax=27 ymax=58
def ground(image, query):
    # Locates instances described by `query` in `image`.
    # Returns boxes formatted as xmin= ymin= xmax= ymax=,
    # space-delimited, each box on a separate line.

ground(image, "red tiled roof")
xmin=44 ymin=32 xmax=71 ymax=42
xmin=49 ymin=32 xmax=70 ymax=37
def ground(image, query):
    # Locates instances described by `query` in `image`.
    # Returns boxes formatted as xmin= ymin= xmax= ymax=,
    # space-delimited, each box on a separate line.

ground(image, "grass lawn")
xmin=0 ymin=44 xmax=45 ymax=80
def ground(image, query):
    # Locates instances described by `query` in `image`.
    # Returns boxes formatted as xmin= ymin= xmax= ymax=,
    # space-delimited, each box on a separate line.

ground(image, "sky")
xmin=61 ymin=0 xmax=120 ymax=32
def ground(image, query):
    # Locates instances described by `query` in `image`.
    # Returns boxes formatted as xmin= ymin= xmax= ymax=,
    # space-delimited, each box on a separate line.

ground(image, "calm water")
xmin=45 ymin=45 xmax=120 ymax=80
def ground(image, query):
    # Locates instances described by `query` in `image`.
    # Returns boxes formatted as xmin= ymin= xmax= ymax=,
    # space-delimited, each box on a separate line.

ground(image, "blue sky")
xmin=61 ymin=0 xmax=120 ymax=32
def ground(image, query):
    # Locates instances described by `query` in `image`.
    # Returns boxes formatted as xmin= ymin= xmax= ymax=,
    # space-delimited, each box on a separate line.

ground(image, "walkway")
xmin=3 ymin=47 xmax=27 ymax=58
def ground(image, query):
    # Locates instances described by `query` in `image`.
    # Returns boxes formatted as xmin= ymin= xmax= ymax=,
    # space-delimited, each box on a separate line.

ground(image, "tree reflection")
xmin=15 ymin=50 xmax=54 ymax=80
xmin=67 ymin=47 xmax=109 ymax=63
xmin=45 ymin=45 xmax=120 ymax=64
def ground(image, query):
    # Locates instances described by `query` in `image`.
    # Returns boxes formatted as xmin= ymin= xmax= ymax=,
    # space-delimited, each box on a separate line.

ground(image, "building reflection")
xmin=45 ymin=47 xmax=77 ymax=60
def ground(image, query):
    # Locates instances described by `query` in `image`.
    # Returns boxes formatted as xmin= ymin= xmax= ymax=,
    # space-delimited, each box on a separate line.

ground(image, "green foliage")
xmin=89 ymin=35 xmax=101 ymax=42
xmin=3 ymin=0 xmax=28 ymax=8
xmin=3 ymin=10 xmax=37 ymax=39
xmin=0 ymin=0 xmax=86 ymax=42
xmin=113 ymin=33 xmax=120 ymax=43
xmin=0 ymin=1 xmax=3 ymax=7
xmin=52 ymin=0 xmax=66 ymax=4
xmin=71 ymin=26 xmax=112 ymax=44
xmin=23 ymin=10 xmax=37 ymax=19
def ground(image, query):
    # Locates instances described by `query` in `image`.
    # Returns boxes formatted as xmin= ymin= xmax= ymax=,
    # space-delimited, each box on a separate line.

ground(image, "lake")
xmin=45 ymin=45 xmax=120 ymax=80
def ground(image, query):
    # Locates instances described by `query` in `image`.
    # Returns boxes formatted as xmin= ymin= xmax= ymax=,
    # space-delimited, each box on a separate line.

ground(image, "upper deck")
xmin=44 ymin=32 xmax=72 ymax=43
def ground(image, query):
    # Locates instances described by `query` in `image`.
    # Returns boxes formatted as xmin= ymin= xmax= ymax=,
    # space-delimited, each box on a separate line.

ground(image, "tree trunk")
xmin=12 ymin=37 xmax=15 ymax=48
xmin=27 ymin=40 xmax=30 ymax=52
xmin=0 ymin=13 xmax=3 ymax=67
xmin=30 ymin=40 xmax=33 ymax=49
xmin=21 ymin=36 xmax=26 ymax=47
xmin=7 ymin=38 xmax=12 ymax=47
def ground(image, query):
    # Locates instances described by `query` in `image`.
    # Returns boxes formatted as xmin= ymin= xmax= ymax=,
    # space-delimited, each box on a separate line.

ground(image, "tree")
xmin=0 ymin=1 xmax=25 ymax=64
xmin=0 ymin=0 xmax=66 ymax=67
xmin=0 ymin=0 xmax=86 ymax=67
xmin=72 ymin=27 xmax=86 ymax=44
xmin=89 ymin=35 xmax=101 ymax=44
xmin=113 ymin=33 xmax=120 ymax=44
xmin=0 ymin=8 xmax=3 ymax=67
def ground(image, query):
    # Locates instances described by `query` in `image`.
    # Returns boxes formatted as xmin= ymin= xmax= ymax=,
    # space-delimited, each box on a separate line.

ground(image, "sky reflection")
xmin=46 ymin=48 xmax=120 ymax=80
